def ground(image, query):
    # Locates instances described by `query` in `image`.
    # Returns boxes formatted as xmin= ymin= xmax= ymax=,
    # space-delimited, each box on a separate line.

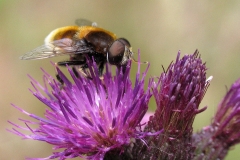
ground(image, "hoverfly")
xmin=20 ymin=19 xmax=135 ymax=84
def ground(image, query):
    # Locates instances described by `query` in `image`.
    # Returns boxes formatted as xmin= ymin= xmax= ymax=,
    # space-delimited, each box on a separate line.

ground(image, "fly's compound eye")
xmin=107 ymin=38 xmax=133 ymax=65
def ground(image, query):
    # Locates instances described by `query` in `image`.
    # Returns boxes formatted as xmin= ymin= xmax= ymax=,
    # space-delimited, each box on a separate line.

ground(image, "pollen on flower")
xmin=8 ymin=53 xmax=154 ymax=159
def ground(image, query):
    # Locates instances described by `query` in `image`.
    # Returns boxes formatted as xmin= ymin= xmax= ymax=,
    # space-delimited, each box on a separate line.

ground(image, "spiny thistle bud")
xmin=193 ymin=78 xmax=240 ymax=160
xmin=136 ymin=50 xmax=210 ymax=160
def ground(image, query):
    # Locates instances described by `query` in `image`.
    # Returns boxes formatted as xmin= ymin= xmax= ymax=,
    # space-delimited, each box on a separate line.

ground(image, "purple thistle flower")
xmin=8 ymin=54 xmax=154 ymax=160
xmin=9 ymin=49 xmax=240 ymax=160
xmin=139 ymin=50 xmax=211 ymax=160
xmin=192 ymin=78 xmax=240 ymax=160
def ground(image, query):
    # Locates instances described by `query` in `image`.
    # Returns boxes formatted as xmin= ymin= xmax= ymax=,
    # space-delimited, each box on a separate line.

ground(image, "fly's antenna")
xmin=129 ymin=48 xmax=148 ymax=65
xmin=131 ymin=56 xmax=148 ymax=64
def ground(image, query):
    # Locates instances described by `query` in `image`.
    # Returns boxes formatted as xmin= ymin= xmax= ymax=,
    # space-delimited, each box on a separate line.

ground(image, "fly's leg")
xmin=98 ymin=61 xmax=105 ymax=80
xmin=55 ymin=59 xmax=96 ymax=87
xmin=72 ymin=65 xmax=93 ymax=80
xmin=56 ymin=60 xmax=86 ymax=86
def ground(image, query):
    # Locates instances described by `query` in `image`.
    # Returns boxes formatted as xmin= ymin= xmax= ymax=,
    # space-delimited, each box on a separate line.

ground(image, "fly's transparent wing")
xmin=75 ymin=19 xmax=97 ymax=27
xmin=20 ymin=38 xmax=91 ymax=60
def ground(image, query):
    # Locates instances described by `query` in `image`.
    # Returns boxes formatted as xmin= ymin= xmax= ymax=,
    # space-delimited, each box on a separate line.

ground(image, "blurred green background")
xmin=1 ymin=0 xmax=240 ymax=159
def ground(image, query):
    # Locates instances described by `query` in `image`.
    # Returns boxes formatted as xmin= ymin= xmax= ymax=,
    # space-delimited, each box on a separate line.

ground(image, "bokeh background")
xmin=1 ymin=0 xmax=240 ymax=159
